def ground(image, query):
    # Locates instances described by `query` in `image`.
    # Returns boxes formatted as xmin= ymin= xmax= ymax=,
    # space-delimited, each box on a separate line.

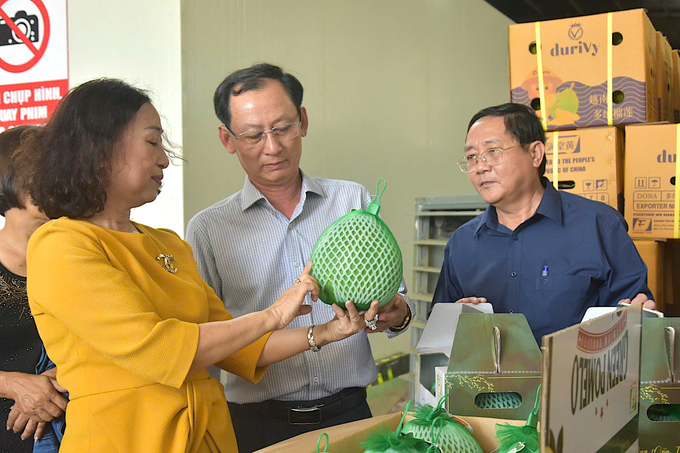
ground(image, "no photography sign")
xmin=0 ymin=0 xmax=68 ymax=132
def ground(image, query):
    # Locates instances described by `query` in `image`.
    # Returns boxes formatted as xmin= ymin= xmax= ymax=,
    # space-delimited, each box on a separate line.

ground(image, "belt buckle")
xmin=288 ymin=405 xmax=323 ymax=425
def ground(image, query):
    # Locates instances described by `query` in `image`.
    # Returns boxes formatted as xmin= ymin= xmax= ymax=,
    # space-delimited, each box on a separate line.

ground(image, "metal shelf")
xmin=413 ymin=266 xmax=442 ymax=273
xmin=413 ymin=239 xmax=448 ymax=246
xmin=411 ymin=292 xmax=433 ymax=302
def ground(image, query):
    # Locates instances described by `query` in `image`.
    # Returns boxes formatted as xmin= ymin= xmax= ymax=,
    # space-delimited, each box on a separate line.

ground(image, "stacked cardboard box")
xmin=509 ymin=10 xmax=663 ymax=212
xmin=544 ymin=126 xmax=623 ymax=211
xmin=671 ymin=50 xmax=680 ymax=123
xmin=509 ymin=9 xmax=659 ymax=130
xmin=656 ymin=32 xmax=674 ymax=123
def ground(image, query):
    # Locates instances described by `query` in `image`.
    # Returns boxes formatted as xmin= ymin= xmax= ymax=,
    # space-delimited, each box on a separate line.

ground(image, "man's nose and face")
xmin=218 ymin=79 xmax=309 ymax=190
xmin=464 ymin=115 xmax=541 ymax=207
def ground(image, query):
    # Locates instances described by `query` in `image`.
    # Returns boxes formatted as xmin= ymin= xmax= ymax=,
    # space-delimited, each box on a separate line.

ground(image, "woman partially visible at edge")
xmin=0 ymin=125 xmax=66 ymax=453
xmin=18 ymin=78 xmax=380 ymax=452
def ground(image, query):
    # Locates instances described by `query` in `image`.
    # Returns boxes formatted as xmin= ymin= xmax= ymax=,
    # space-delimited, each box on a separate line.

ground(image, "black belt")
xmin=233 ymin=387 xmax=367 ymax=425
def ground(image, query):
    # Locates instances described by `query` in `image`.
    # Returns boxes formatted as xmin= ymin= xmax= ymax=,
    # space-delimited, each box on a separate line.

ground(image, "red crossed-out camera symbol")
xmin=0 ymin=0 xmax=50 ymax=73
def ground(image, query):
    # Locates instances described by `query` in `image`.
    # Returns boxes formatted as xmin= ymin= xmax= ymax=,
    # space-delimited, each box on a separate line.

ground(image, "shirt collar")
xmin=473 ymin=177 xmax=563 ymax=237
xmin=239 ymin=169 xmax=325 ymax=211
xmin=535 ymin=176 xmax=563 ymax=225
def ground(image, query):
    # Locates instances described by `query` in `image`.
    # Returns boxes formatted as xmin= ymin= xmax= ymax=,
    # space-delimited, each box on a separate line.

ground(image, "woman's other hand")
xmin=265 ymin=262 xmax=319 ymax=330
xmin=2 ymin=372 xmax=67 ymax=425
xmin=6 ymin=404 xmax=47 ymax=441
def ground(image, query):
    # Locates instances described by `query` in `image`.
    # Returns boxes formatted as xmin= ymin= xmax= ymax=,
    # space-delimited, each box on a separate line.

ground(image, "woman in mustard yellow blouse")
xmin=19 ymin=79 xmax=379 ymax=452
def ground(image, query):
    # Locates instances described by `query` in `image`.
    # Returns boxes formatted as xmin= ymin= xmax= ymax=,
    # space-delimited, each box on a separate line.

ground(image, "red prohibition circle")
xmin=0 ymin=0 xmax=51 ymax=73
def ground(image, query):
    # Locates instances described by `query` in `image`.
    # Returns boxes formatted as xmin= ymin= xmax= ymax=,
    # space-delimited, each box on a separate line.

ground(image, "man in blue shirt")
xmin=431 ymin=103 xmax=655 ymax=344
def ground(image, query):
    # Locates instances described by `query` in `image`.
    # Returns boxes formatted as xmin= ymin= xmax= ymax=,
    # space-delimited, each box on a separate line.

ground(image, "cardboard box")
xmin=663 ymin=239 xmax=680 ymax=316
xmin=639 ymin=318 xmax=680 ymax=453
xmin=255 ymin=411 xmax=525 ymax=453
xmin=673 ymin=49 xmax=680 ymax=123
xmin=656 ymin=32 xmax=674 ymax=122
xmin=625 ymin=123 xmax=680 ymax=239
xmin=445 ymin=313 xmax=542 ymax=421
xmin=541 ymin=304 xmax=643 ymax=452
xmin=545 ymin=126 xmax=622 ymax=211
xmin=509 ymin=9 xmax=658 ymax=130
xmin=414 ymin=303 xmax=493 ymax=407
xmin=632 ymin=239 xmax=665 ymax=311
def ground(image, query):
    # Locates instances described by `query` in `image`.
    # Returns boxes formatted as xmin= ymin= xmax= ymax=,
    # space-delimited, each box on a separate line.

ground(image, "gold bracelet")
xmin=391 ymin=306 xmax=412 ymax=331
xmin=307 ymin=325 xmax=321 ymax=352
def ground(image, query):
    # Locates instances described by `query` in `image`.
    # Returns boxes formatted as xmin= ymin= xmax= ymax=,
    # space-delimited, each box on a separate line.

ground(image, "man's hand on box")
xmin=619 ymin=292 xmax=657 ymax=311
xmin=455 ymin=296 xmax=487 ymax=304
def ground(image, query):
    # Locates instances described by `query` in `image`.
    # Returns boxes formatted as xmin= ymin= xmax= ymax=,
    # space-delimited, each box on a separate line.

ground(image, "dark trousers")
xmin=228 ymin=387 xmax=372 ymax=452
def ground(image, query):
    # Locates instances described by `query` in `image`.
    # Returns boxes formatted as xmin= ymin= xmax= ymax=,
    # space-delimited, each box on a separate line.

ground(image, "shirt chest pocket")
xmin=534 ymin=274 xmax=592 ymax=315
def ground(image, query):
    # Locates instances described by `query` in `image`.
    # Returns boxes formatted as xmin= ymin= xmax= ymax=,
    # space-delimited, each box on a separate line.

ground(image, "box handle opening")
xmin=647 ymin=404 xmax=680 ymax=422
xmin=474 ymin=392 xmax=523 ymax=409
xmin=666 ymin=326 xmax=676 ymax=383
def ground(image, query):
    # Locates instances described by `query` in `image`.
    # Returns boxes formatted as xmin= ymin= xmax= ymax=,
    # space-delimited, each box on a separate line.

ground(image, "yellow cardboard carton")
xmin=632 ymin=239 xmax=665 ymax=311
xmin=673 ymin=49 xmax=680 ymax=123
xmin=509 ymin=9 xmax=658 ymax=130
xmin=545 ymin=126 xmax=622 ymax=211
xmin=656 ymin=32 xmax=674 ymax=122
xmin=663 ymin=239 xmax=680 ymax=317
xmin=624 ymin=123 xmax=680 ymax=239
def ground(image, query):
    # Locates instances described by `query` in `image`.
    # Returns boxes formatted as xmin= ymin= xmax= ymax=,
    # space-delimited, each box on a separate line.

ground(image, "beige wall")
xmin=181 ymin=0 xmax=512 ymax=358
xmin=68 ymin=0 xmax=185 ymax=234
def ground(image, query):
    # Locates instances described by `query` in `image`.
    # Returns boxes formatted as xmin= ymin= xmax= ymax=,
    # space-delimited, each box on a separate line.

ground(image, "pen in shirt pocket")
xmin=542 ymin=265 xmax=549 ymax=277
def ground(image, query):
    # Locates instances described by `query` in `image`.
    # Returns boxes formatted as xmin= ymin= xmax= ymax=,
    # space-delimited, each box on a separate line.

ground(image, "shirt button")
xmin=295 ymin=262 xmax=300 ymax=267
xmin=509 ymin=309 xmax=514 ymax=314
xmin=511 ymin=272 xmax=517 ymax=277
xmin=313 ymin=377 xmax=319 ymax=383
xmin=288 ymin=225 xmax=293 ymax=230
xmin=512 ymin=235 xmax=519 ymax=241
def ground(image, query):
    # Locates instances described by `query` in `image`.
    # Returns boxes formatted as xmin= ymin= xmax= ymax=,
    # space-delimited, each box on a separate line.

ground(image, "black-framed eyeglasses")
xmin=226 ymin=122 xmax=302 ymax=148
xmin=457 ymin=144 xmax=524 ymax=173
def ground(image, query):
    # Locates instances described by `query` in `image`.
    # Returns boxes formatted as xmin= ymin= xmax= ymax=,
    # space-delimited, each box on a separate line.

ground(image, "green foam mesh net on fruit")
xmin=474 ymin=392 xmax=523 ymax=409
xmin=311 ymin=179 xmax=403 ymax=310
xmin=403 ymin=396 xmax=483 ymax=453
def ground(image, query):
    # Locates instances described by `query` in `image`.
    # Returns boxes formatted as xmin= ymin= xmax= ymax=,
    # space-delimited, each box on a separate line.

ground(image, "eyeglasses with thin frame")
xmin=226 ymin=122 xmax=302 ymax=148
xmin=457 ymin=144 xmax=524 ymax=173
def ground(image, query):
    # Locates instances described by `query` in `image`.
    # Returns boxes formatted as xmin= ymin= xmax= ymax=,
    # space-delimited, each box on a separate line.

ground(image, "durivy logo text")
xmin=548 ymin=23 xmax=599 ymax=57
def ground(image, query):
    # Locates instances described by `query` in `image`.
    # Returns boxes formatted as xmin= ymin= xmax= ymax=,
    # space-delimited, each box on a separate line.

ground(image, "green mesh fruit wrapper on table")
xmin=361 ymin=401 xmax=436 ymax=453
xmin=403 ymin=395 xmax=483 ymax=453
xmin=311 ymin=179 xmax=403 ymax=310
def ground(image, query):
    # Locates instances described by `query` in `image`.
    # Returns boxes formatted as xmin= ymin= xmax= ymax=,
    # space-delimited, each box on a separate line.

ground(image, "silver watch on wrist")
xmin=307 ymin=325 xmax=321 ymax=352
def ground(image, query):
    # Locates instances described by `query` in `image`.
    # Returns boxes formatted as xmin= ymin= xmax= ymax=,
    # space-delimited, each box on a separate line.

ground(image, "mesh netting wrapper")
xmin=361 ymin=401 xmax=437 ymax=453
xmin=311 ymin=179 xmax=403 ymax=310
xmin=403 ymin=395 xmax=483 ymax=453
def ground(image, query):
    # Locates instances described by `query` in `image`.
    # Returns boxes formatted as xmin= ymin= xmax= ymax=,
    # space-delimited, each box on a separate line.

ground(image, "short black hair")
xmin=467 ymin=103 xmax=547 ymax=176
xmin=0 ymin=125 xmax=41 ymax=216
xmin=18 ymin=79 xmax=152 ymax=219
xmin=214 ymin=63 xmax=304 ymax=130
